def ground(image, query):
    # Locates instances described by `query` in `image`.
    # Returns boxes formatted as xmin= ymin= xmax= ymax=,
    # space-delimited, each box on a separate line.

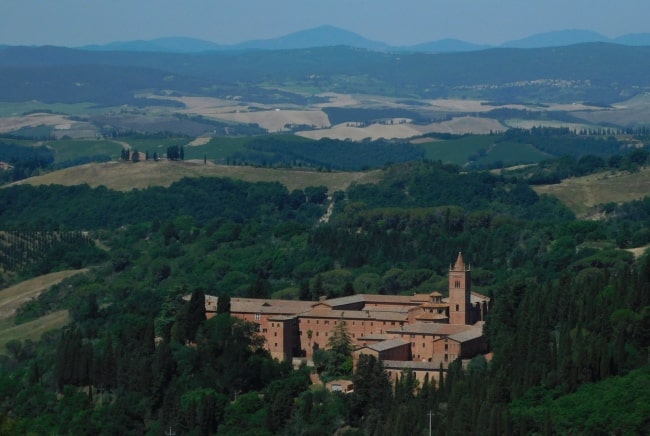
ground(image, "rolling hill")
xmin=8 ymin=160 xmax=382 ymax=193
xmin=2 ymin=43 xmax=650 ymax=107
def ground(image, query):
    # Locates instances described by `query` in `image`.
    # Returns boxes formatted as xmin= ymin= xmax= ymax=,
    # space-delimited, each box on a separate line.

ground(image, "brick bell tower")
xmin=448 ymin=252 xmax=471 ymax=325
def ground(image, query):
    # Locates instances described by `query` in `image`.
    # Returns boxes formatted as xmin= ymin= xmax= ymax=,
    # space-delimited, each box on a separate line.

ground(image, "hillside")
xmin=1 ymin=33 xmax=650 ymax=435
xmin=532 ymin=166 xmax=650 ymax=217
xmin=0 ymin=158 xmax=648 ymax=433
xmin=1 ymin=43 xmax=649 ymax=147
xmin=0 ymin=269 xmax=86 ymax=354
xmin=8 ymin=159 xmax=382 ymax=193
xmin=0 ymin=269 xmax=86 ymax=319
xmin=10 ymin=155 xmax=650 ymax=217
xmin=2 ymin=44 xmax=650 ymax=107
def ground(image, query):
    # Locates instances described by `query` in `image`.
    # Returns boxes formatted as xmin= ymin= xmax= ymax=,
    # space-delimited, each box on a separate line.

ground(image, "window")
xmin=445 ymin=344 xmax=448 ymax=351
xmin=255 ymin=312 xmax=261 ymax=321
xmin=456 ymin=304 xmax=459 ymax=311
xmin=274 ymin=332 xmax=277 ymax=337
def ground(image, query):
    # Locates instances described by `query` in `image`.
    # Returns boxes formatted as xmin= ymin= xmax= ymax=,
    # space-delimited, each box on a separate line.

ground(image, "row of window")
xmin=412 ymin=342 xmax=451 ymax=350
xmin=302 ymin=319 xmax=406 ymax=327
xmin=413 ymin=354 xmax=452 ymax=362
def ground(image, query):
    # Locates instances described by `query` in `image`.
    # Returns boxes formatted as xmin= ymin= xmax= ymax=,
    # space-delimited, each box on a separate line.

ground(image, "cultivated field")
xmin=297 ymin=116 xmax=506 ymax=141
xmin=9 ymin=160 xmax=383 ymax=193
xmin=0 ymin=269 xmax=87 ymax=354
xmin=0 ymin=269 xmax=87 ymax=319
xmin=0 ymin=311 xmax=69 ymax=354
xmin=213 ymin=109 xmax=330 ymax=132
xmin=0 ymin=113 xmax=71 ymax=133
xmin=0 ymin=94 xmax=642 ymax=141
xmin=533 ymin=166 xmax=650 ymax=217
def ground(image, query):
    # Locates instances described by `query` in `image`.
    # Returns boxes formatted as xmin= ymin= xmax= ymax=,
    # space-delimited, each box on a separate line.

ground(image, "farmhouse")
xmin=206 ymin=253 xmax=490 ymax=375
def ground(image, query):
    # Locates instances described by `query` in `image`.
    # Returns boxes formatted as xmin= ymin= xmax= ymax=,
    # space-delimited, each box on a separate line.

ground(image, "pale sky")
xmin=2 ymin=0 xmax=648 ymax=47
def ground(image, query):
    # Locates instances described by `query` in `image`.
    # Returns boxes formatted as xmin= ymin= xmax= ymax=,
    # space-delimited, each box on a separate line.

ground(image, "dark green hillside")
xmin=511 ymin=365 xmax=650 ymax=434
xmin=0 ymin=177 xmax=323 ymax=230
xmin=0 ymin=160 xmax=649 ymax=434
xmin=0 ymin=65 xmax=189 ymax=107
xmin=2 ymin=44 xmax=650 ymax=105
xmin=227 ymin=136 xmax=424 ymax=170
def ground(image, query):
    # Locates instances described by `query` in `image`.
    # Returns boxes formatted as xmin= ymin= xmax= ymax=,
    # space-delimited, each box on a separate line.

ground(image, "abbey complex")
xmin=205 ymin=253 xmax=490 ymax=382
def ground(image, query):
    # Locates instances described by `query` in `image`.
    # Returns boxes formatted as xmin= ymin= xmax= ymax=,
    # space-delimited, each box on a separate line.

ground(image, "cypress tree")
xmin=216 ymin=294 xmax=231 ymax=315
xmin=186 ymin=288 xmax=206 ymax=342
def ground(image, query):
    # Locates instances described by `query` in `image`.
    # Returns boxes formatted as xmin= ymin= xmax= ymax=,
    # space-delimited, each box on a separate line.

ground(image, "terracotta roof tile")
xmin=365 ymin=338 xmax=410 ymax=352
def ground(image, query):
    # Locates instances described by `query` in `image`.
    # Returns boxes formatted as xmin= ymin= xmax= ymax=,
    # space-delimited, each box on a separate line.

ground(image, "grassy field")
xmin=479 ymin=141 xmax=552 ymax=166
xmin=0 ymin=269 xmax=87 ymax=319
xmin=420 ymin=135 xmax=494 ymax=166
xmin=419 ymin=135 xmax=554 ymax=167
xmin=185 ymin=136 xmax=272 ymax=161
xmin=0 ymin=269 xmax=86 ymax=354
xmin=419 ymin=135 xmax=495 ymax=165
xmin=533 ymin=167 xmax=650 ymax=217
xmin=0 ymin=311 xmax=69 ymax=354
xmin=46 ymin=139 xmax=125 ymax=162
xmin=0 ymin=102 xmax=110 ymax=117
xmin=10 ymin=160 xmax=383 ymax=193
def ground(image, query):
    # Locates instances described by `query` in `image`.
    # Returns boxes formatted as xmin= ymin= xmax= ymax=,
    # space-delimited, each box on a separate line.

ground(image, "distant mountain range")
xmin=77 ymin=25 xmax=650 ymax=54
xmin=2 ymin=42 xmax=650 ymax=108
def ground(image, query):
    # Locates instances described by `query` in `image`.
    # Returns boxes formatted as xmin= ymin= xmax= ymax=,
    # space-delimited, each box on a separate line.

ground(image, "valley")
xmin=0 ymin=39 xmax=649 ymax=435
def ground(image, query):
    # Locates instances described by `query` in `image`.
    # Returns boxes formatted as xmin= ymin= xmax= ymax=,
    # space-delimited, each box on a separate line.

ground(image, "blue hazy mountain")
xmin=77 ymin=26 xmax=650 ymax=54
xmin=82 ymin=37 xmax=223 ymax=53
xmin=402 ymin=38 xmax=490 ymax=53
xmin=229 ymin=25 xmax=390 ymax=51
xmin=613 ymin=33 xmax=650 ymax=46
xmin=503 ymin=29 xmax=617 ymax=48
xmin=501 ymin=29 xmax=650 ymax=48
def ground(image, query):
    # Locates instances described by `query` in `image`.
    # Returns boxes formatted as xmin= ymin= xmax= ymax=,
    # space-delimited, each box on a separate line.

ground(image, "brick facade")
xmin=206 ymin=253 xmax=490 ymax=375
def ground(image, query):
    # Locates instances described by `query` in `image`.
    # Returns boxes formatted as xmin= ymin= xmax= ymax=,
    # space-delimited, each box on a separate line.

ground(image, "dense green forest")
xmin=0 ymin=155 xmax=649 ymax=434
